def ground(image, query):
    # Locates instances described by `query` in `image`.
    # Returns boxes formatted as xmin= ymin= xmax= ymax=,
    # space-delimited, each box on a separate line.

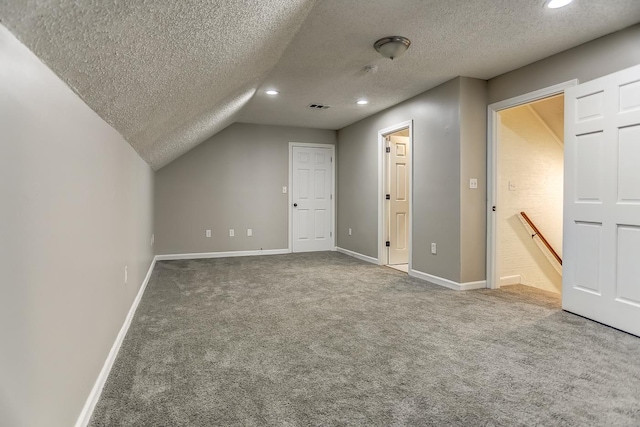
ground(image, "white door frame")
xmin=288 ymin=142 xmax=336 ymax=252
xmin=378 ymin=120 xmax=413 ymax=267
xmin=486 ymin=80 xmax=577 ymax=289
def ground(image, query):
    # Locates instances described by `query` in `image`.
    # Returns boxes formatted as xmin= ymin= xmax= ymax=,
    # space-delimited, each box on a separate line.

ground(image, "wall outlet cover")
xmin=206 ymin=229 xmax=212 ymax=238
xmin=229 ymin=229 xmax=234 ymax=237
xmin=431 ymin=243 xmax=437 ymax=254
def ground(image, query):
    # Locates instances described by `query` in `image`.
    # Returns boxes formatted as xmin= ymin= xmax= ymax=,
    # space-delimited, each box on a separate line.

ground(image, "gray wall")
xmin=337 ymin=77 xmax=487 ymax=283
xmin=459 ymin=78 xmax=488 ymax=283
xmin=154 ymin=123 xmax=337 ymax=255
xmin=488 ymin=23 xmax=640 ymax=104
xmin=0 ymin=25 xmax=155 ymax=427
xmin=337 ymin=23 xmax=640 ymax=284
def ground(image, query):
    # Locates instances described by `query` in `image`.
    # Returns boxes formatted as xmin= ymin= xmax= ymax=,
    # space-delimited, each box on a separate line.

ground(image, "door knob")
xmin=294 ymin=203 xmax=298 ymax=207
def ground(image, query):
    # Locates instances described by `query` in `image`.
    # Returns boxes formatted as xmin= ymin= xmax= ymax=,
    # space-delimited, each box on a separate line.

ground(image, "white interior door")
xmin=292 ymin=145 xmax=333 ymax=252
xmin=388 ymin=135 xmax=410 ymax=265
xmin=563 ymin=64 xmax=640 ymax=336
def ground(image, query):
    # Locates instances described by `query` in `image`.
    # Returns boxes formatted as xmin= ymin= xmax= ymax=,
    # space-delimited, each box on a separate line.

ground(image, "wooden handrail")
xmin=520 ymin=211 xmax=562 ymax=265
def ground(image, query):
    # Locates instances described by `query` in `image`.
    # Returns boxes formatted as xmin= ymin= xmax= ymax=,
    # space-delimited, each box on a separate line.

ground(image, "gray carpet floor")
xmin=89 ymin=252 xmax=640 ymax=426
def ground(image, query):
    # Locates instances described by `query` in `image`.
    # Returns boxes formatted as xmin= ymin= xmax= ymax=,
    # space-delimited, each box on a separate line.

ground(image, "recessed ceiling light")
xmin=357 ymin=100 xmax=369 ymax=105
xmin=266 ymin=90 xmax=279 ymax=95
xmin=546 ymin=0 xmax=573 ymax=9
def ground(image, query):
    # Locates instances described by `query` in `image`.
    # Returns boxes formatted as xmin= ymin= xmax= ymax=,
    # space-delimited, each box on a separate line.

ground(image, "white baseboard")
xmin=155 ymin=248 xmax=290 ymax=261
xmin=75 ymin=256 xmax=157 ymax=427
xmin=500 ymin=275 xmax=522 ymax=287
xmin=459 ymin=280 xmax=488 ymax=290
xmin=409 ymin=268 xmax=487 ymax=291
xmin=335 ymin=246 xmax=379 ymax=265
xmin=74 ymin=249 xmax=484 ymax=426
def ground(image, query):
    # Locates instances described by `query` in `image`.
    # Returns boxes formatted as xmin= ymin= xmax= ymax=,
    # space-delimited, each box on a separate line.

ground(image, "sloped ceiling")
xmin=1 ymin=0 xmax=639 ymax=169
xmin=501 ymin=95 xmax=565 ymax=146
xmin=0 ymin=0 xmax=318 ymax=169
xmin=531 ymin=95 xmax=565 ymax=143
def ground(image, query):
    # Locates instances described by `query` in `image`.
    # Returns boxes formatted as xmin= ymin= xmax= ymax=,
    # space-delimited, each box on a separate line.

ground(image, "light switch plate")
xmin=206 ymin=229 xmax=211 ymax=238
xmin=348 ymin=228 xmax=352 ymax=236
xmin=229 ymin=229 xmax=234 ymax=237
xmin=431 ymin=243 xmax=437 ymax=254
xmin=247 ymin=228 xmax=252 ymax=237
xmin=282 ymin=186 xmax=287 ymax=194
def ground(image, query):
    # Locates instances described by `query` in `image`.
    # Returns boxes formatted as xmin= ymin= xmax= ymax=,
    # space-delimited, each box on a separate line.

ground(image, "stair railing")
xmin=519 ymin=211 xmax=562 ymax=266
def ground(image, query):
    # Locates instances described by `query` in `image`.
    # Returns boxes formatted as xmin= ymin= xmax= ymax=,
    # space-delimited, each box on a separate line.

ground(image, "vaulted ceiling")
xmin=1 ymin=0 xmax=639 ymax=169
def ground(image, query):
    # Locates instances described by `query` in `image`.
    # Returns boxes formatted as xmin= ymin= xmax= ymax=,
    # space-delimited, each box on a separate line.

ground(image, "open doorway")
xmin=487 ymin=81 xmax=576 ymax=291
xmin=493 ymin=94 xmax=564 ymax=294
xmin=378 ymin=122 xmax=412 ymax=273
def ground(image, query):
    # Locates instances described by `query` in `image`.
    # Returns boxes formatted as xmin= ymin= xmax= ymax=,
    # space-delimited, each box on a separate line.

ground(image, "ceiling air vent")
xmin=308 ymin=103 xmax=330 ymax=110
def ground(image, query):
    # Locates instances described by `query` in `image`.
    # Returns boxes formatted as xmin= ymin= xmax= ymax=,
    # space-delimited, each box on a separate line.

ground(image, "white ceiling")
xmin=1 ymin=0 xmax=639 ymax=169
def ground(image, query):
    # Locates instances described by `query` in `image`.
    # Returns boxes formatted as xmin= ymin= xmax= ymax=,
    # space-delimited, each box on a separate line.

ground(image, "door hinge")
xmin=330 ymin=231 xmax=332 ymax=237
xmin=385 ymin=194 xmax=390 ymax=200
xmin=386 ymin=241 xmax=390 ymax=247
xmin=330 ymin=156 xmax=333 ymax=162
xmin=385 ymin=147 xmax=391 ymax=153
xmin=330 ymin=194 xmax=333 ymax=200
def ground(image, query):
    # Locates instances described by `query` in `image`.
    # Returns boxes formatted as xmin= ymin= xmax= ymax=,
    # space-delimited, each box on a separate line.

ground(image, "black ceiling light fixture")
xmin=374 ymin=36 xmax=411 ymax=60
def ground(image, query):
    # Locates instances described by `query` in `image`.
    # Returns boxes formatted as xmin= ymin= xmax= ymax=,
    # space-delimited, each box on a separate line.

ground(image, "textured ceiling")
xmin=1 ymin=0 xmax=639 ymax=169
xmin=239 ymin=0 xmax=640 ymax=130
xmin=0 ymin=0 xmax=318 ymax=169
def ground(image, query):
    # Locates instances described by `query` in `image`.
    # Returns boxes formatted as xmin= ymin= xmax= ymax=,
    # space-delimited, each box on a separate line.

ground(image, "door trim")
xmin=486 ymin=80 xmax=577 ymax=289
xmin=378 ymin=121 xmax=413 ymax=267
xmin=288 ymin=142 xmax=336 ymax=253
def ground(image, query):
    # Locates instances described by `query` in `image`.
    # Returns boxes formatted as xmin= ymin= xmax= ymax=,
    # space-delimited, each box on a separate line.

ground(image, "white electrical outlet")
xmin=469 ymin=178 xmax=478 ymax=189
xmin=508 ymin=181 xmax=516 ymax=191
xmin=282 ymin=186 xmax=287 ymax=194
xmin=206 ymin=229 xmax=212 ymax=238
xmin=348 ymin=228 xmax=352 ymax=236
xmin=229 ymin=229 xmax=234 ymax=237
xmin=124 ymin=266 xmax=128 ymax=284
xmin=247 ymin=228 xmax=252 ymax=237
xmin=431 ymin=243 xmax=437 ymax=255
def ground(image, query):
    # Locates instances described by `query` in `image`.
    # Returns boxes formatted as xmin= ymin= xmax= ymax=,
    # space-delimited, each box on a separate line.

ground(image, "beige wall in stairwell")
xmin=0 ymin=25 xmax=155 ymax=427
xmin=154 ymin=123 xmax=337 ymax=255
xmin=498 ymin=104 xmax=563 ymax=294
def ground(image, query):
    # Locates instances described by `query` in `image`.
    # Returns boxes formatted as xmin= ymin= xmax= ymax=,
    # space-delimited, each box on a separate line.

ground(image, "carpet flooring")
xmin=89 ymin=252 xmax=640 ymax=426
